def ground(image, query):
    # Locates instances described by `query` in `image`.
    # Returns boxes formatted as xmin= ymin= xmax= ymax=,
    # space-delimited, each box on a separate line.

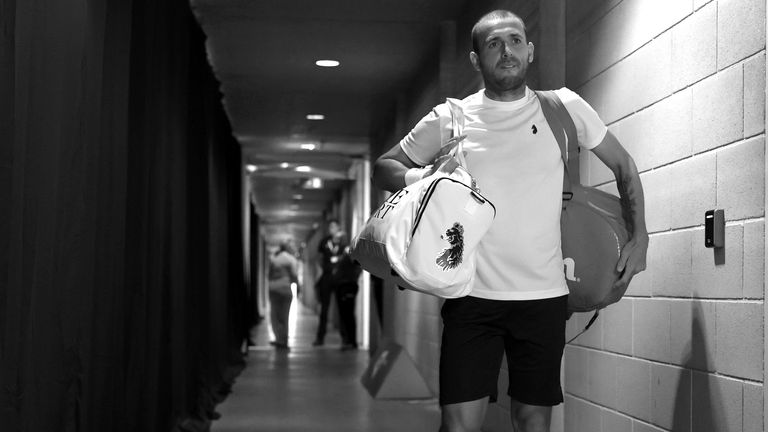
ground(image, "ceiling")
xmin=191 ymin=0 xmax=471 ymax=244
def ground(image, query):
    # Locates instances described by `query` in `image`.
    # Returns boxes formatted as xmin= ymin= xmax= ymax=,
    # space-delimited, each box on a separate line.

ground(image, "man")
xmin=372 ymin=10 xmax=647 ymax=432
xmin=313 ymin=219 xmax=343 ymax=346
xmin=331 ymin=232 xmax=362 ymax=351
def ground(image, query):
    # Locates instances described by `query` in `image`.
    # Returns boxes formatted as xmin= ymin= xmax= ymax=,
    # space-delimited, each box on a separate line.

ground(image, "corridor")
xmin=3 ymin=0 xmax=767 ymax=431
xmin=211 ymin=303 xmax=440 ymax=432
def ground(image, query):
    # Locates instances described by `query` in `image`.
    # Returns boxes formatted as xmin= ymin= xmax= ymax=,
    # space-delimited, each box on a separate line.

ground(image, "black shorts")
xmin=439 ymin=294 xmax=567 ymax=406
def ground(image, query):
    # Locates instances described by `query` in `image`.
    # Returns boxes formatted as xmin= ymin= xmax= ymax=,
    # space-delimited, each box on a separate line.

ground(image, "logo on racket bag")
xmin=436 ymin=222 xmax=464 ymax=271
xmin=371 ymin=189 xmax=409 ymax=220
xmin=563 ymin=257 xmax=581 ymax=282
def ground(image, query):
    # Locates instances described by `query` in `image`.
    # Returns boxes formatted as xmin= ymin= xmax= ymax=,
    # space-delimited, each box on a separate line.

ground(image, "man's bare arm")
xmin=591 ymin=130 xmax=648 ymax=289
xmin=372 ymin=143 xmax=421 ymax=193
xmin=372 ymin=136 xmax=467 ymax=193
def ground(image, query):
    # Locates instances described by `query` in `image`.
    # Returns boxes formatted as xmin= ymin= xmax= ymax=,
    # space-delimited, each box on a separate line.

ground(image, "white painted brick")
xmin=716 ymin=301 xmax=763 ymax=381
xmin=573 ymin=310 xmax=604 ymax=349
xmin=584 ymin=5 xmax=630 ymax=81
xmin=717 ymin=0 xmax=766 ymax=70
xmin=588 ymin=351 xmax=618 ymax=408
xmin=565 ymin=345 xmax=590 ymax=398
xmin=691 ymin=225 xmax=744 ymax=298
xmin=601 ymin=409 xmax=632 ymax=432
xmin=641 ymin=169 xmax=669 ymax=232
xmin=566 ymin=313 xmax=582 ymax=342
xmin=584 ymin=147 xmax=614 ymax=186
xmin=650 ymin=230 xmax=693 ymax=297
xmin=744 ymin=52 xmax=766 ymax=137
xmin=643 ymin=154 xmax=717 ymax=233
xmin=565 ymin=395 xmax=602 ymax=432
xmin=743 ymin=382 xmax=763 ymax=432
xmin=641 ymin=90 xmax=694 ymax=170
xmin=692 ymin=65 xmax=744 ymax=153
xmin=671 ymin=2 xmax=717 ymax=91
xmin=589 ymin=0 xmax=691 ymax=78
xmin=669 ymin=300 xmax=718 ymax=370
xmin=651 ymin=364 xmax=691 ymax=431
xmin=743 ymin=220 xmax=764 ymax=299
xmin=691 ymin=372 xmax=743 ymax=432
xmin=615 ymin=357 xmax=651 ymax=421
xmin=577 ymin=72 xmax=610 ymax=122
xmin=612 ymin=89 xmax=693 ymax=174
xmin=610 ymin=114 xmax=648 ymax=173
xmin=602 ymin=33 xmax=673 ymax=124
xmin=566 ymin=0 xmax=623 ymax=38
xmin=668 ymin=300 xmax=695 ymax=366
xmin=566 ymin=31 xmax=594 ymax=89
xmin=689 ymin=300 xmax=718 ymax=372
xmin=668 ymin=155 xmax=715 ymax=228
xmin=633 ymin=298 xmax=671 ymax=362
xmin=603 ymin=298 xmax=633 ymax=355
xmin=717 ymin=137 xmax=765 ymax=220
xmin=625 ymin=260 xmax=653 ymax=297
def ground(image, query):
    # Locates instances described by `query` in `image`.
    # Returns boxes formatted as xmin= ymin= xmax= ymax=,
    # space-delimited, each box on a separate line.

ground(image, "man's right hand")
xmin=424 ymin=134 xmax=467 ymax=178
xmin=372 ymin=134 xmax=467 ymax=192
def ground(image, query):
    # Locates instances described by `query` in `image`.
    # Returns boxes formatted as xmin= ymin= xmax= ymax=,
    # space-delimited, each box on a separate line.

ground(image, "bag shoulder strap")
xmin=535 ymin=90 xmax=580 ymax=191
xmin=537 ymin=90 xmax=602 ymax=337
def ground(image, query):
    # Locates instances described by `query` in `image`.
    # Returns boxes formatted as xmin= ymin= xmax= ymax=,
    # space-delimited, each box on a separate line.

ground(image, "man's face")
xmin=328 ymin=222 xmax=340 ymax=236
xmin=470 ymin=17 xmax=533 ymax=94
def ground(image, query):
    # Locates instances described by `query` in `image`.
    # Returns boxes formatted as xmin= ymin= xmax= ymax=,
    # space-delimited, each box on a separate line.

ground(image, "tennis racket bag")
xmin=536 ymin=90 xmax=631 ymax=313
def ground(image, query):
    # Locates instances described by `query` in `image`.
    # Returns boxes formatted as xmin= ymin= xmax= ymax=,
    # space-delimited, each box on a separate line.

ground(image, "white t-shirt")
xmin=400 ymin=87 xmax=608 ymax=300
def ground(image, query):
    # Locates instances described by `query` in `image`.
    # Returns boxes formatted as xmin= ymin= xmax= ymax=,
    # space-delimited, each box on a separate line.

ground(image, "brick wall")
xmin=564 ymin=1 xmax=765 ymax=431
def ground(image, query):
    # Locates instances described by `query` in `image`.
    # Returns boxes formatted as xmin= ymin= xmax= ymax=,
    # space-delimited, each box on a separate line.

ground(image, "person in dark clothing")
xmin=313 ymin=219 xmax=342 ymax=346
xmin=332 ymin=240 xmax=362 ymax=351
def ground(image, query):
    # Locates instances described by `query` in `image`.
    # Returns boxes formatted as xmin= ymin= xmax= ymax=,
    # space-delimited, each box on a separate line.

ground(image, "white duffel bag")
xmin=350 ymin=99 xmax=496 ymax=298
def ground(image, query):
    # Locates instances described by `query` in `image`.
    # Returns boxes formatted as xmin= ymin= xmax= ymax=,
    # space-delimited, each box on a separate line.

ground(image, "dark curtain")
xmin=0 ymin=1 xmax=248 ymax=431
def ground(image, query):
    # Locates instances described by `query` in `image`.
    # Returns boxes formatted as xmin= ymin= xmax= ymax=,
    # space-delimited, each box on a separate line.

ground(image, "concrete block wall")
xmin=564 ymin=0 xmax=765 ymax=431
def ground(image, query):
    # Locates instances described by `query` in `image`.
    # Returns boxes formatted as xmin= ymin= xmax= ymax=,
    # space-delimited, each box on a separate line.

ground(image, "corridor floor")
xmin=211 ymin=300 xmax=441 ymax=432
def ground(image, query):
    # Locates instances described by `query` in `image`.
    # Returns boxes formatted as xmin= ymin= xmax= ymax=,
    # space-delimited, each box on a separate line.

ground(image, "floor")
xmin=211 ymin=298 xmax=441 ymax=432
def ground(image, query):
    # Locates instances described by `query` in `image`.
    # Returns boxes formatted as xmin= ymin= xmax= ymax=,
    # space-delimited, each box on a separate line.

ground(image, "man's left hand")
xmin=613 ymin=233 xmax=648 ymax=291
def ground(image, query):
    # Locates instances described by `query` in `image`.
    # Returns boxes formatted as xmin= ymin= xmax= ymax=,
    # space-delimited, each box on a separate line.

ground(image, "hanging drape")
xmin=0 ymin=0 xmax=250 ymax=431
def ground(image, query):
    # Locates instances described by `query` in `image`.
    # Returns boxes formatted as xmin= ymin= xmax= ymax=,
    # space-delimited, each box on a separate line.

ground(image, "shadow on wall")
xmin=672 ymin=300 xmax=720 ymax=432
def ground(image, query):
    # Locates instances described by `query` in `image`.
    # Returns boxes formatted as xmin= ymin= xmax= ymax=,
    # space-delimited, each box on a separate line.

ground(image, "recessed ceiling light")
xmin=303 ymin=178 xmax=323 ymax=189
xmin=306 ymin=114 xmax=325 ymax=120
xmin=300 ymin=143 xmax=316 ymax=151
xmin=315 ymin=59 xmax=340 ymax=67
xmin=295 ymin=166 xmax=311 ymax=172
xmin=280 ymin=162 xmax=290 ymax=169
xmin=245 ymin=164 xmax=257 ymax=172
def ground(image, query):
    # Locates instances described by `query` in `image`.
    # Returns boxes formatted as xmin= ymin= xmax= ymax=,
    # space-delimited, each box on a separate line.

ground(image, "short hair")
xmin=471 ymin=10 xmax=527 ymax=53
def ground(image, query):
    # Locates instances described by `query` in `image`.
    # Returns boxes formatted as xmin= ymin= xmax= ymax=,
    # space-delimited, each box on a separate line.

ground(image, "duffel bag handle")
xmin=446 ymin=98 xmax=476 ymax=191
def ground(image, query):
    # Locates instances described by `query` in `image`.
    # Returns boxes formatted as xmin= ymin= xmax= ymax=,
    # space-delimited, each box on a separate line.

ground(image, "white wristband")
xmin=404 ymin=167 xmax=430 ymax=186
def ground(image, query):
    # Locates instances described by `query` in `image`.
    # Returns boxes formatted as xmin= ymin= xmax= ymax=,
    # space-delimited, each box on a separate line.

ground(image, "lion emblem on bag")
xmin=435 ymin=222 xmax=464 ymax=271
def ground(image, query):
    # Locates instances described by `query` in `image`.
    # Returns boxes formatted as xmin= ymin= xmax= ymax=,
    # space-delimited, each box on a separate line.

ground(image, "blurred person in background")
xmin=330 ymin=232 xmax=362 ymax=351
xmin=313 ymin=219 xmax=343 ymax=346
xmin=268 ymin=238 xmax=299 ymax=350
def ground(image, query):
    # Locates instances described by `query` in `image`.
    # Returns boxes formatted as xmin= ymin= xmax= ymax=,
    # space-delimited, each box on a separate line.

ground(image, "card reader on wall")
xmin=704 ymin=209 xmax=724 ymax=248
